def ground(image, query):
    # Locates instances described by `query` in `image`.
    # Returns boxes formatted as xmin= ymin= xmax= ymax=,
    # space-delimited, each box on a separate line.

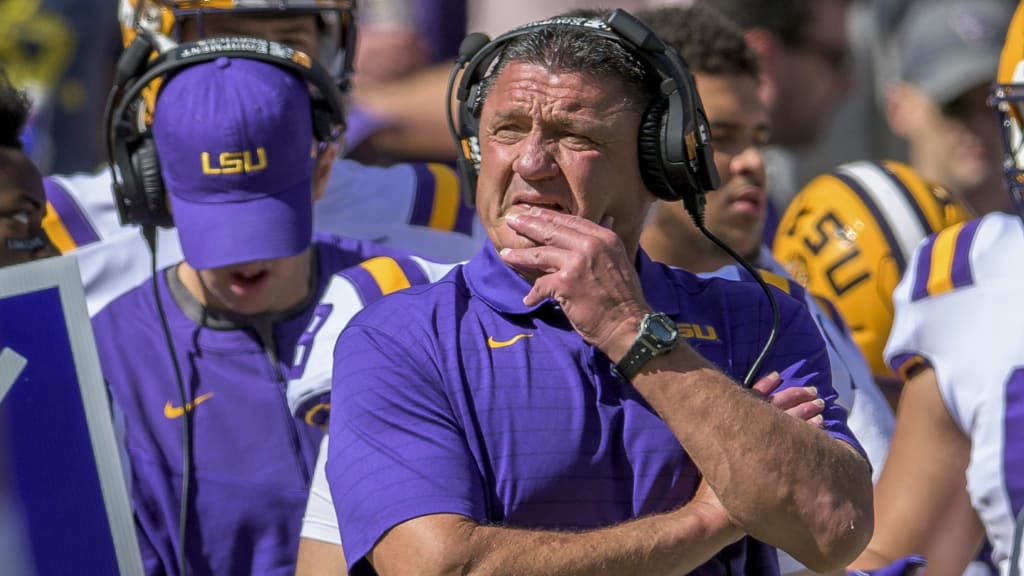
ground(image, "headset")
xmin=105 ymin=33 xmax=347 ymax=229
xmin=446 ymin=9 xmax=720 ymax=222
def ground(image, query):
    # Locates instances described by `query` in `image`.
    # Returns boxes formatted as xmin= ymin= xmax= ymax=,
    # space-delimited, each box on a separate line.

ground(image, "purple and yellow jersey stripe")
xmin=410 ymin=163 xmax=475 ymax=236
xmin=757 ymin=269 xmax=806 ymax=303
xmin=337 ymin=256 xmax=431 ymax=305
xmin=42 ymin=178 xmax=100 ymax=253
xmin=910 ymin=219 xmax=983 ymax=301
xmin=290 ymin=255 xmax=452 ymax=427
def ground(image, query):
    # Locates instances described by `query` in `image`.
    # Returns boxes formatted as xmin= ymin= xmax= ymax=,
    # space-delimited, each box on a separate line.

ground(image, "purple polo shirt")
xmin=329 ymin=242 xmax=863 ymax=575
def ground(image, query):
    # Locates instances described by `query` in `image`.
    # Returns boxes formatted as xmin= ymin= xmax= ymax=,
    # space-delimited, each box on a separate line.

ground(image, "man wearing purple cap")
xmin=40 ymin=0 xmax=485 ymax=318
xmin=89 ymin=56 xmax=443 ymax=575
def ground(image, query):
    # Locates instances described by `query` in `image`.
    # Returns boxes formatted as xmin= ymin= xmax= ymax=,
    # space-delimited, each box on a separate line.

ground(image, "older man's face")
xmin=474 ymin=61 xmax=651 ymax=255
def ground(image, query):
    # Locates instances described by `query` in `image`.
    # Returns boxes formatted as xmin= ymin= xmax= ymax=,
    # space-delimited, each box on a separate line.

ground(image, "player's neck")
xmin=640 ymin=219 xmax=731 ymax=273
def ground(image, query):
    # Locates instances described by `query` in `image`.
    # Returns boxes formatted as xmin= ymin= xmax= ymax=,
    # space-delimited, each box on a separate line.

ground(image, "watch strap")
xmin=612 ymin=312 xmax=678 ymax=382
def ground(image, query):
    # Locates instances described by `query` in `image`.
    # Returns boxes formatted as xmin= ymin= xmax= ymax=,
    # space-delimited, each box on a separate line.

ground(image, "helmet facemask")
xmin=992 ymin=60 xmax=1024 ymax=218
xmin=119 ymin=0 xmax=356 ymax=90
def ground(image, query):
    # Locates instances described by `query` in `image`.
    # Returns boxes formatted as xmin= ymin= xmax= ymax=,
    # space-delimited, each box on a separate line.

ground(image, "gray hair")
xmin=476 ymin=24 xmax=658 ymax=116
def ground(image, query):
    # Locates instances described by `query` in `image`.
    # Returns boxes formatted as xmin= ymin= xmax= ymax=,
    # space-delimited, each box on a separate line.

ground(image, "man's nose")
xmin=513 ymin=133 xmax=560 ymax=181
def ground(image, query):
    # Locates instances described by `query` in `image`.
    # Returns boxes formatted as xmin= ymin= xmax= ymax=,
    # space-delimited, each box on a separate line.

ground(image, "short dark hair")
xmin=477 ymin=13 xmax=658 ymax=116
xmin=0 ymin=68 xmax=30 ymax=150
xmin=637 ymin=4 xmax=759 ymax=78
xmin=699 ymin=0 xmax=847 ymax=46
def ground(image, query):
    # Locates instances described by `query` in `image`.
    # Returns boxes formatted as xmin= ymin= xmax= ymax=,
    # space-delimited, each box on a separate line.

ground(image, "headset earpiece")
xmin=311 ymin=99 xmax=339 ymax=143
xmin=106 ymin=36 xmax=348 ymax=228
xmin=446 ymin=9 xmax=720 ymax=218
xmin=637 ymin=99 xmax=673 ymax=199
xmin=130 ymin=137 xmax=172 ymax=228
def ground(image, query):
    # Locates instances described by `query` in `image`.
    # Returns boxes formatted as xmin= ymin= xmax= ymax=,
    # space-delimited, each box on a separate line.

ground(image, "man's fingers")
xmin=505 ymin=208 xmax=613 ymax=249
xmin=498 ymin=246 xmax=563 ymax=275
xmin=784 ymin=398 xmax=825 ymax=423
xmin=750 ymin=371 xmax=782 ymax=396
xmin=769 ymin=386 xmax=817 ymax=411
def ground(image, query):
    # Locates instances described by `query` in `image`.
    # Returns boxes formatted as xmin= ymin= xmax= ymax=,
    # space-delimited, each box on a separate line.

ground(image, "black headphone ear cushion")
xmin=132 ymin=136 xmax=172 ymax=228
xmin=637 ymin=99 xmax=677 ymax=201
xmin=311 ymin=100 xmax=338 ymax=143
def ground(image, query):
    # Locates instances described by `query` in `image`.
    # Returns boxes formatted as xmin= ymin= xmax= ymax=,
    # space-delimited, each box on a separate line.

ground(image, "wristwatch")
xmin=612 ymin=312 xmax=679 ymax=382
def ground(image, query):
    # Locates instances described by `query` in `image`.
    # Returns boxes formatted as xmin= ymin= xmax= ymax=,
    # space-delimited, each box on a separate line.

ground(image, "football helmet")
xmin=992 ymin=0 xmax=1024 ymax=217
xmin=772 ymin=160 xmax=970 ymax=382
xmin=118 ymin=0 xmax=356 ymax=89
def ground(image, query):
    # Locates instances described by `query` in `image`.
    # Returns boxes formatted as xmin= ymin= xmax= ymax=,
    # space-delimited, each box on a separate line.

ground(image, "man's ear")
xmin=311 ymin=141 xmax=338 ymax=203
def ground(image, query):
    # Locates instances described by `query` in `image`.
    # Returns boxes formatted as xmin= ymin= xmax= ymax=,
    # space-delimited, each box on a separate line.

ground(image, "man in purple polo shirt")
xmin=90 ymin=56 xmax=440 ymax=575
xmin=327 ymin=9 xmax=873 ymax=575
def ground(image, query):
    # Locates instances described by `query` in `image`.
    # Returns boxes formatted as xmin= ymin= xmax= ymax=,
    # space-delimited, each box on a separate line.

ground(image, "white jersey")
xmin=886 ymin=213 xmax=1024 ymax=575
xmin=43 ymin=159 xmax=485 ymax=316
xmin=286 ymin=255 xmax=457 ymax=425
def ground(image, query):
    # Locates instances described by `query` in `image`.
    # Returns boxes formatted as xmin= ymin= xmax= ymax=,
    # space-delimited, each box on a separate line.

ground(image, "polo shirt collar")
xmin=464 ymin=240 xmax=681 ymax=317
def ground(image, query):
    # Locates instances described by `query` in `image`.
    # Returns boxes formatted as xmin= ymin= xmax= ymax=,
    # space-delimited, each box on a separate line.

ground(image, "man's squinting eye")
xmin=491 ymin=123 xmax=525 ymax=137
xmin=560 ymin=131 xmax=596 ymax=146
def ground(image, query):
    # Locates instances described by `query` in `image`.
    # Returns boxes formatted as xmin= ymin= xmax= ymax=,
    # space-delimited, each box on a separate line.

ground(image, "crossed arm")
xmin=364 ymin=371 xmax=849 ymax=576
xmin=296 ymin=373 xmax=831 ymax=576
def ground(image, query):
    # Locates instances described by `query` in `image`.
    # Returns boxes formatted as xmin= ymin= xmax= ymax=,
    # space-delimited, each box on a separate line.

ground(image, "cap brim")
xmin=915 ymin=53 xmax=999 ymax=105
xmin=170 ymin=179 xmax=313 ymax=270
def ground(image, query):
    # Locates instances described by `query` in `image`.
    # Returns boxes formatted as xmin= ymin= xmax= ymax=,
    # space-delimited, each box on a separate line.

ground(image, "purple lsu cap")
xmin=153 ymin=56 xmax=316 ymax=270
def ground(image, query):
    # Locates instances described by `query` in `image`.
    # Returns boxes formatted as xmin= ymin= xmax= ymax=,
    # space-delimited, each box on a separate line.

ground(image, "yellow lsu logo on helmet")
xmin=772 ymin=160 xmax=970 ymax=380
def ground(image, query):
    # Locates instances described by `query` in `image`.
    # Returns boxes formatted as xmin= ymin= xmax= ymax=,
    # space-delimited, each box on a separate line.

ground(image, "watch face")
xmin=647 ymin=314 xmax=679 ymax=345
